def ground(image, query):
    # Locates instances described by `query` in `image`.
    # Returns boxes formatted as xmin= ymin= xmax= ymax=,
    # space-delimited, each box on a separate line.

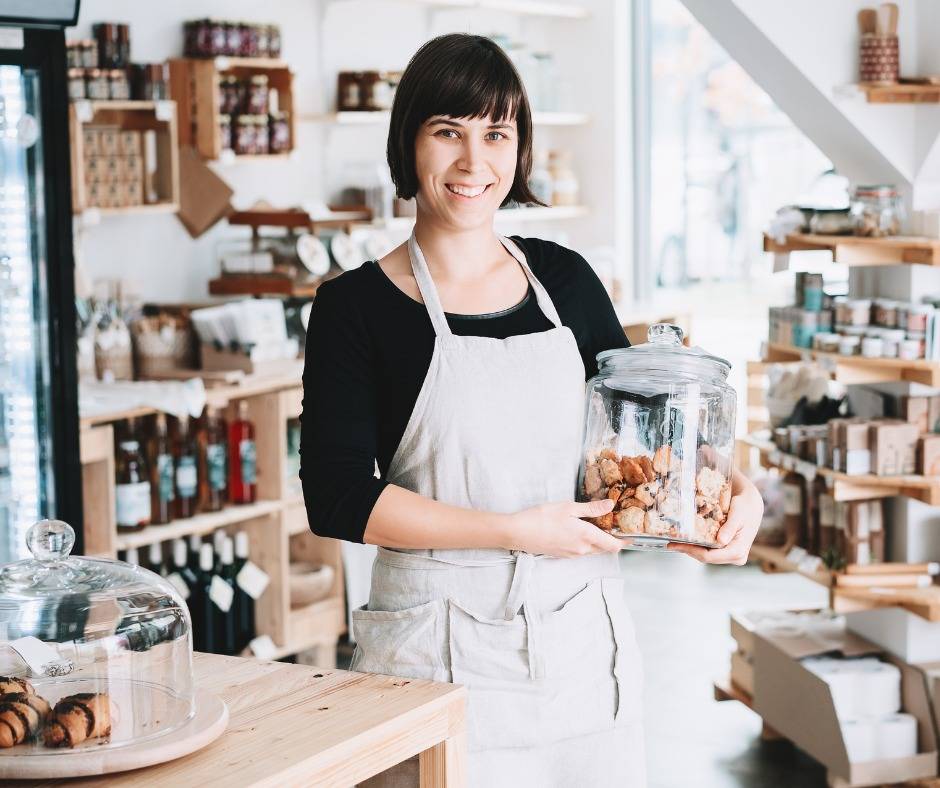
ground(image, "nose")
xmin=456 ymin=135 xmax=487 ymax=174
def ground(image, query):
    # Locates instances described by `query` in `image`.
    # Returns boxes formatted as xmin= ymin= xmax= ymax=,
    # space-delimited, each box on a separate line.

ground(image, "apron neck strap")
xmin=407 ymin=231 xmax=565 ymax=338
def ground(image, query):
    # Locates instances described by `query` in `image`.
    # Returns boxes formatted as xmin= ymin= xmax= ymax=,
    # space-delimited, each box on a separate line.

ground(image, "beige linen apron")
xmin=353 ymin=232 xmax=646 ymax=787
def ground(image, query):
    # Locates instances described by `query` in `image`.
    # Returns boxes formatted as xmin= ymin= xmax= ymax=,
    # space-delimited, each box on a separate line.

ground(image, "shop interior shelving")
xmin=168 ymin=57 xmax=296 ymax=160
xmin=79 ymin=366 xmax=346 ymax=666
xmin=68 ymin=99 xmax=181 ymax=216
xmin=763 ymin=232 xmax=940 ymax=266
xmin=763 ymin=341 xmax=940 ymax=387
xmin=858 ymin=82 xmax=940 ymax=103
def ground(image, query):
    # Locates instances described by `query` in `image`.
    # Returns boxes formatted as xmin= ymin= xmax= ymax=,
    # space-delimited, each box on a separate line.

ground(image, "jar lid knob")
xmin=26 ymin=520 xmax=76 ymax=563
xmin=647 ymin=323 xmax=684 ymax=346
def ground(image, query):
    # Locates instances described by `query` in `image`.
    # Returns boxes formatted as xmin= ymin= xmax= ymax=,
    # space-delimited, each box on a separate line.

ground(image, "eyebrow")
xmin=426 ymin=118 xmax=515 ymax=130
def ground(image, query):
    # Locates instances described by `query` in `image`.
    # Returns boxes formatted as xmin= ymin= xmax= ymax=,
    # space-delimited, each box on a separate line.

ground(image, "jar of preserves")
xmin=256 ymin=24 xmax=270 ymax=58
xmin=67 ymin=41 xmax=82 ymax=69
xmin=217 ymin=75 xmax=239 ymax=114
xmin=85 ymin=69 xmax=109 ymax=101
xmin=851 ymin=184 xmax=904 ymax=237
xmin=224 ymin=21 xmax=242 ymax=57
xmin=208 ymin=19 xmax=226 ymax=56
xmin=577 ymin=324 xmax=736 ymax=550
xmin=92 ymin=23 xmax=120 ymax=69
xmin=67 ymin=69 xmax=86 ymax=101
xmin=269 ymin=111 xmax=290 ymax=153
xmin=108 ymin=69 xmax=131 ymax=101
xmin=267 ymin=24 xmax=282 ymax=59
xmin=233 ymin=114 xmax=256 ymax=155
xmin=253 ymin=115 xmax=269 ymax=154
xmin=246 ymin=75 xmax=269 ymax=115
xmin=81 ymin=39 xmax=98 ymax=68
xmin=337 ymin=72 xmax=363 ymax=111
xmin=130 ymin=63 xmax=168 ymax=101
xmin=242 ymin=23 xmax=259 ymax=58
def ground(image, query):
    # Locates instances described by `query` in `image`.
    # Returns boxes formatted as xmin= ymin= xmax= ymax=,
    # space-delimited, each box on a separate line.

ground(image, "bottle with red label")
xmin=228 ymin=400 xmax=257 ymax=504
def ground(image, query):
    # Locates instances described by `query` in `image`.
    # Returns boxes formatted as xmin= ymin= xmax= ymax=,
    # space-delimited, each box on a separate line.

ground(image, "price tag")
xmin=236 ymin=561 xmax=270 ymax=600
xmin=10 ymin=636 xmax=72 ymax=677
xmin=166 ymin=572 xmax=190 ymax=600
xmin=155 ymin=100 xmax=174 ymax=122
xmin=249 ymin=635 xmax=277 ymax=660
xmin=74 ymin=99 xmax=93 ymax=123
xmin=209 ymin=575 xmax=234 ymax=613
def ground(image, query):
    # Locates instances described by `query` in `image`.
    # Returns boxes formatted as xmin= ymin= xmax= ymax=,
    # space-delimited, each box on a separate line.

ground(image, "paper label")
xmin=207 ymin=443 xmax=227 ymax=491
xmin=167 ymin=572 xmax=190 ymax=600
xmin=115 ymin=482 xmax=151 ymax=526
xmin=249 ymin=634 xmax=277 ymax=660
xmin=236 ymin=560 xmax=270 ymax=600
xmin=176 ymin=456 xmax=197 ymax=497
xmin=240 ymin=439 xmax=257 ymax=484
xmin=10 ymin=636 xmax=72 ymax=677
xmin=783 ymin=483 xmax=802 ymax=516
xmin=209 ymin=575 xmax=234 ymax=613
xmin=157 ymin=453 xmax=175 ymax=502
xmin=74 ymin=99 xmax=92 ymax=123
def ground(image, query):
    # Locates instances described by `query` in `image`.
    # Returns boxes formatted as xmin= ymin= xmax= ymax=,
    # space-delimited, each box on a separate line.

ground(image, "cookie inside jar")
xmin=578 ymin=323 xmax=736 ymax=550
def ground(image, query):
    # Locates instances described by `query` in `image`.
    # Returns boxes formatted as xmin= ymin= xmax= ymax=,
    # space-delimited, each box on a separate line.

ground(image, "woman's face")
xmin=413 ymin=113 xmax=518 ymax=229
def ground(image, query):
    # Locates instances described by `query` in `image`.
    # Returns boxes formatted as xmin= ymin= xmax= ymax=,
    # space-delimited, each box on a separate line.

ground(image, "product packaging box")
xmin=870 ymin=422 xmax=919 ymax=475
xmin=118 ymin=129 xmax=141 ymax=157
xmin=847 ymin=608 xmax=940 ymax=664
xmin=752 ymin=628 xmax=938 ymax=786
xmin=845 ymin=422 xmax=873 ymax=475
xmin=98 ymin=126 xmax=120 ymax=157
xmin=847 ymin=382 xmax=940 ymax=432
xmin=920 ymin=435 xmax=940 ymax=476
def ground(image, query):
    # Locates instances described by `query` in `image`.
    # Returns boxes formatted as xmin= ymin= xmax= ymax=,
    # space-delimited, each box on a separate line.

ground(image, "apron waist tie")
xmin=504 ymin=552 xmax=545 ymax=680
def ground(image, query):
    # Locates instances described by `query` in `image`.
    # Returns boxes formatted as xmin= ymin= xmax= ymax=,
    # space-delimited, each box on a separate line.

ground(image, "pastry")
xmin=42 ymin=693 xmax=111 ymax=748
xmin=0 ymin=677 xmax=34 ymax=696
xmin=0 ymin=692 xmax=50 ymax=748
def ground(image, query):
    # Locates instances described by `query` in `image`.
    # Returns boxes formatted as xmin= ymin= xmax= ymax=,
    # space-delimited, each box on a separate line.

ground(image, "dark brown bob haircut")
xmin=387 ymin=33 xmax=544 ymax=208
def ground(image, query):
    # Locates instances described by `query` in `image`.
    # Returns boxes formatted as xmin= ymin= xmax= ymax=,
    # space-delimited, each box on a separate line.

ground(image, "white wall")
xmin=70 ymin=0 xmax=630 ymax=303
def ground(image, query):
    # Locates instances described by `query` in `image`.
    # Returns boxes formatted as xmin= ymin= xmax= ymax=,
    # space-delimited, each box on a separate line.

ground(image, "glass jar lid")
xmin=596 ymin=324 xmax=731 ymax=382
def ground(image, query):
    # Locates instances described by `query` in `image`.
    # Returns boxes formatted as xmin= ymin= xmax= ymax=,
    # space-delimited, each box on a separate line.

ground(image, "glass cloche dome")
xmin=0 ymin=520 xmax=193 ymax=754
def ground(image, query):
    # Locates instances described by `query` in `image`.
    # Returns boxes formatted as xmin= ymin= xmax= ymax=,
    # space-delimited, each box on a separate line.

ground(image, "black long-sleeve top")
xmin=299 ymin=236 xmax=630 ymax=543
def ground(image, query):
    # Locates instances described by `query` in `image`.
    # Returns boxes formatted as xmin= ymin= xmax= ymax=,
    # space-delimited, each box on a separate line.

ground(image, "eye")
xmin=486 ymin=131 xmax=508 ymax=141
xmin=436 ymin=128 xmax=459 ymax=139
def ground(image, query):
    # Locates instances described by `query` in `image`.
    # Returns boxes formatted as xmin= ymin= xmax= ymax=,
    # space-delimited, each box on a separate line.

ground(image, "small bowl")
xmin=289 ymin=562 xmax=335 ymax=609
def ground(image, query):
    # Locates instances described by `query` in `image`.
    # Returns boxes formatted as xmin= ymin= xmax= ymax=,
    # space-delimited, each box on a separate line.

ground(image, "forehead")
xmin=424 ymin=114 xmax=517 ymax=128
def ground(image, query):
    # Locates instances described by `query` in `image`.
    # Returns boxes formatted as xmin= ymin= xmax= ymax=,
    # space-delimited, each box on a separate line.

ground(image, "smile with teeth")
xmin=446 ymin=183 xmax=491 ymax=198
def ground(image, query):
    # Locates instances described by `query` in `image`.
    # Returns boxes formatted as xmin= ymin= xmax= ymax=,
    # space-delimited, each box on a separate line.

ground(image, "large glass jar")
xmin=0 ymin=520 xmax=194 ymax=757
xmin=578 ymin=324 xmax=736 ymax=550
xmin=851 ymin=185 xmax=904 ymax=237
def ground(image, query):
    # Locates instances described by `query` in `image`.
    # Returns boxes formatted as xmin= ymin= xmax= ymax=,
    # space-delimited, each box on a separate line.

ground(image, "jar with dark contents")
xmin=130 ymin=63 xmax=168 ymax=101
xmin=234 ymin=114 xmax=256 ymax=155
xmin=218 ymin=114 xmax=232 ymax=152
xmin=117 ymin=25 xmax=130 ymax=68
xmin=267 ymin=25 xmax=281 ymax=59
xmin=81 ymin=40 xmax=98 ymax=68
xmin=93 ymin=23 xmax=120 ymax=69
xmin=217 ymin=76 xmax=238 ymax=114
xmin=337 ymin=72 xmax=362 ymax=111
xmin=246 ymin=75 xmax=269 ymax=115
xmin=85 ymin=69 xmax=110 ymax=101
xmin=253 ymin=116 xmax=269 ymax=154
xmin=269 ymin=112 xmax=290 ymax=153
xmin=242 ymin=23 xmax=259 ymax=58
xmin=68 ymin=69 xmax=86 ymax=101
xmin=209 ymin=19 xmax=227 ymax=56
xmin=108 ymin=69 xmax=131 ymax=101
xmin=256 ymin=25 xmax=270 ymax=58
xmin=224 ymin=21 xmax=242 ymax=57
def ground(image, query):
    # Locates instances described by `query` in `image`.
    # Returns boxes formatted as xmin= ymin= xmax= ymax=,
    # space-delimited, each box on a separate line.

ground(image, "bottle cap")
xmin=221 ymin=537 xmax=234 ymax=566
xmin=199 ymin=544 xmax=214 ymax=572
xmin=189 ymin=533 xmax=202 ymax=552
xmin=173 ymin=539 xmax=187 ymax=568
xmin=235 ymin=531 xmax=249 ymax=559
xmin=213 ymin=529 xmax=226 ymax=553
xmin=148 ymin=542 xmax=162 ymax=565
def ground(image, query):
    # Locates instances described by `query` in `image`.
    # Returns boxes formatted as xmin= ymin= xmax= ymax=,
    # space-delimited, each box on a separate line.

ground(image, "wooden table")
xmin=13 ymin=653 xmax=467 ymax=788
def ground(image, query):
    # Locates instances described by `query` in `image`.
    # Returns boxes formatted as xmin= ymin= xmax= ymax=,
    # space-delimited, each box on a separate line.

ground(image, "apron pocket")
xmin=600 ymin=576 xmax=644 ymax=727
xmin=350 ymin=599 xmax=448 ymax=682
xmin=448 ymin=601 xmax=540 ymax=751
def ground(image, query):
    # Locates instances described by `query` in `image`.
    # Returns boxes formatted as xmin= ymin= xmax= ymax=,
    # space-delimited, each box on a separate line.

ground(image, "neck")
xmin=413 ymin=210 xmax=507 ymax=282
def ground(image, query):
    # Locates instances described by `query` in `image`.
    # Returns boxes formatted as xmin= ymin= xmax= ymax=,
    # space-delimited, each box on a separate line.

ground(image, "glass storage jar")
xmin=578 ymin=324 xmax=736 ymax=550
xmin=0 ymin=520 xmax=194 ymax=756
xmin=851 ymin=185 xmax=904 ymax=237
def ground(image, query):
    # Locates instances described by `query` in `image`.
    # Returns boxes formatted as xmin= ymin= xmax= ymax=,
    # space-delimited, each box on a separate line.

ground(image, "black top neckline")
xmin=367 ymin=259 xmax=533 ymax=320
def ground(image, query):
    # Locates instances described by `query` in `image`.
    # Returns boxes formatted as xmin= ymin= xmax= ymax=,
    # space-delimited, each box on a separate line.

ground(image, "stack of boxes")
xmin=82 ymin=126 xmax=152 ymax=209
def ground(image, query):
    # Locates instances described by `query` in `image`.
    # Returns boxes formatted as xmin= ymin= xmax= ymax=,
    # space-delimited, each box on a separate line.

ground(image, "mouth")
xmin=445 ymin=183 xmax=492 ymax=200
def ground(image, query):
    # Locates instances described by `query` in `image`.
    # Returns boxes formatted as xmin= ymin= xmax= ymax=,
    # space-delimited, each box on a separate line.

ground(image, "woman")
xmin=301 ymin=33 xmax=763 ymax=787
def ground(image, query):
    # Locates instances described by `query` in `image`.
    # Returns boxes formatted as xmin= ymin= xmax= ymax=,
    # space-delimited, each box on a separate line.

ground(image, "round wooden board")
xmin=0 ymin=688 xmax=228 ymax=779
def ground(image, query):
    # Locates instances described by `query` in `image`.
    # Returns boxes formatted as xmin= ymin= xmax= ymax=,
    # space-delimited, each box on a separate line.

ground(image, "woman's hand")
xmin=667 ymin=469 xmax=764 ymax=565
xmin=504 ymin=499 xmax=625 ymax=558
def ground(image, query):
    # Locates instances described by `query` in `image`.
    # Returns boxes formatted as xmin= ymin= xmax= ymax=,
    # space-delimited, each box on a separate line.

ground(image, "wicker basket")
xmin=131 ymin=316 xmax=195 ymax=379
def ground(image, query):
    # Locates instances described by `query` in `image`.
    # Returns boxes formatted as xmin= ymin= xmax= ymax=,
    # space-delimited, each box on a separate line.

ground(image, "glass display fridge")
xmin=0 ymin=6 xmax=82 ymax=562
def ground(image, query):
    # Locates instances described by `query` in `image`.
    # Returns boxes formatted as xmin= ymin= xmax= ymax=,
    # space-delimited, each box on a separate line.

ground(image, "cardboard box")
xmin=845 ymin=422 xmax=873 ymax=475
xmin=904 ymin=396 xmax=931 ymax=435
xmin=847 ymin=608 xmax=940 ymax=664
xmin=98 ymin=127 xmax=120 ymax=156
xmin=118 ymin=130 xmax=140 ymax=157
xmin=752 ymin=628 xmax=938 ymax=786
xmin=177 ymin=147 xmax=233 ymax=238
xmin=929 ymin=396 xmax=940 ymax=433
xmin=920 ymin=435 xmax=940 ymax=476
xmin=82 ymin=127 xmax=101 ymax=155
xmin=847 ymin=382 xmax=940 ymax=430
xmin=123 ymin=176 xmax=143 ymax=206
xmin=200 ymin=343 xmax=298 ymax=377
xmin=887 ymin=497 xmax=940 ymax=563
xmin=871 ymin=422 xmax=919 ymax=475
xmin=731 ymin=649 xmax=753 ymax=696
xmin=123 ymin=153 xmax=143 ymax=180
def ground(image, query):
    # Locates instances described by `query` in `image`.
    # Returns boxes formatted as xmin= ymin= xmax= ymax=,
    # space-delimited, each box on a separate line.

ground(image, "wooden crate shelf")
xmin=763 ymin=232 xmax=940 ymax=266
xmin=169 ymin=57 xmax=296 ymax=161
xmin=68 ymin=100 xmax=180 ymax=215
xmin=765 ymin=342 xmax=940 ymax=387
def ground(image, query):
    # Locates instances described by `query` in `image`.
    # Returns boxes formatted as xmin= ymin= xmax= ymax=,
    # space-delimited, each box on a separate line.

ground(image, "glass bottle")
xmin=151 ymin=412 xmax=175 ymax=524
xmin=170 ymin=538 xmax=199 ymax=605
xmin=229 ymin=401 xmax=257 ymax=504
xmin=174 ymin=415 xmax=199 ymax=519
xmin=188 ymin=533 xmax=202 ymax=572
xmin=234 ymin=531 xmax=256 ymax=653
xmin=116 ymin=423 xmax=152 ymax=532
xmin=201 ymin=406 xmax=228 ymax=513
xmin=195 ymin=543 xmax=217 ymax=654
xmin=217 ymin=536 xmax=238 ymax=656
xmin=147 ymin=542 xmax=165 ymax=577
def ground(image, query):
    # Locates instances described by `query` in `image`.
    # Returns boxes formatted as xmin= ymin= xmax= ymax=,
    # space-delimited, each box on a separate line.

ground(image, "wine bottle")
xmin=233 ymin=531 xmax=256 ymax=653
xmin=217 ymin=537 xmax=238 ymax=656
xmin=212 ymin=529 xmax=227 ymax=573
xmin=151 ymin=412 xmax=175 ymax=524
xmin=125 ymin=546 xmax=140 ymax=566
xmin=172 ymin=538 xmax=199 ymax=596
xmin=195 ymin=544 xmax=217 ymax=654
xmin=167 ymin=538 xmax=200 ymax=642
xmin=116 ymin=421 xmax=151 ymax=532
xmin=147 ymin=542 xmax=165 ymax=576
xmin=188 ymin=533 xmax=202 ymax=570
xmin=174 ymin=414 xmax=199 ymax=519
xmin=228 ymin=400 xmax=257 ymax=505
xmin=201 ymin=406 xmax=228 ymax=512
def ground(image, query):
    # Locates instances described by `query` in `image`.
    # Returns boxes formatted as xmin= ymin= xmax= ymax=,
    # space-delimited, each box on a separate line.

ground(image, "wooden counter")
xmin=13 ymin=653 xmax=467 ymax=788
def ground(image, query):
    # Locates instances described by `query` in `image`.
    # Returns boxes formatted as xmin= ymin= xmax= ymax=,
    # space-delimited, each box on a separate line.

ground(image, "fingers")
xmin=667 ymin=531 xmax=750 ymax=565
xmin=572 ymin=499 xmax=615 ymax=520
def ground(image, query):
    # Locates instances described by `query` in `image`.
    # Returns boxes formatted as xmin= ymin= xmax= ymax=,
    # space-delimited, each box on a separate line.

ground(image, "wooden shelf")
xmin=763 ymin=232 xmax=940 ymax=266
xmin=765 ymin=342 xmax=940 ymax=386
xmin=748 ymin=543 xmax=835 ymax=588
xmin=301 ymin=110 xmax=590 ymax=126
xmin=713 ymin=677 xmax=755 ymax=709
xmin=208 ymin=273 xmax=321 ymax=298
xmin=860 ymin=82 xmax=940 ymax=103
xmin=94 ymin=202 xmax=179 ymax=217
xmin=115 ymin=500 xmax=284 ymax=550
xmin=211 ymin=56 xmax=289 ymax=70
xmin=742 ymin=433 xmax=940 ymax=505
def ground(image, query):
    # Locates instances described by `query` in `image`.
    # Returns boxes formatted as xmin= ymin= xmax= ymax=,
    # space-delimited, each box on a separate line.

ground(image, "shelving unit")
xmin=859 ymin=82 xmax=940 ymax=103
xmin=68 ymin=99 xmax=181 ymax=216
xmin=763 ymin=232 xmax=940 ymax=266
xmin=168 ymin=57 xmax=296 ymax=160
xmin=78 ymin=374 xmax=345 ymax=663
xmin=764 ymin=341 xmax=940 ymax=386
